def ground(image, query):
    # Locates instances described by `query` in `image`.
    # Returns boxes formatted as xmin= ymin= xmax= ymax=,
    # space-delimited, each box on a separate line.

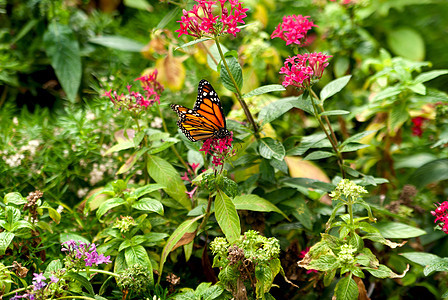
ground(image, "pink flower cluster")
xmin=271 ymin=15 xmax=317 ymax=46
xmin=280 ymin=52 xmax=332 ymax=89
xmin=431 ymin=201 xmax=448 ymax=234
xmin=103 ymin=70 xmax=164 ymax=112
xmin=176 ymin=0 xmax=249 ymax=38
xmin=200 ymin=134 xmax=234 ymax=167
xmin=62 ymin=240 xmax=112 ymax=267
xmin=181 ymin=163 xmax=201 ymax=199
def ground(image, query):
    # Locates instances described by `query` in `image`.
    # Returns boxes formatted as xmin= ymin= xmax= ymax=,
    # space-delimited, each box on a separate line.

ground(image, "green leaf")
xmin=324 ymin=268 xmax=336 ymax=287
xmin=319 ymin=110 xmax=350 ymax=116
xmin=233 ymin=194 xmax=289 ymax=220
xmin=362 ymin=233 xmax=406 ymax=249
xmin=202 ymin=284 xmax=224 ymax=300
xmin=43 ymin=22 xmax=81 ymax=102
xmin=132 ymin=198 xmax=164 ymax=215
xmin=243 ymin=84 xmax=285 ymax=98
xmin=308 ymin=254 xmax=339 ymax=271
xmin=89 ymin=35 xmax=145 ymax=52
xmin=372 ymin=86 xmax=402 ymax=102
xmin=303 ymin=151 xmax=334 ymax=160
xmin=123 ymin=0 xmax=152 ymax=10
xmin=341 ymin=130 xmax=377 ymax=146
xmin=340 ymin=143 xmax=370 ymax=152
xmin=334 ymin=276 xmax=358 ymax=300
xmin=215 ymin=190 xmax=240 ymax=244
xmin=65 ymin=271 xmax=94 ymax=295
xmin=409 ymin=159 xmax=448 ymax=188
xmin=159 ymin=215 xmax=203 ymax=276
xmin=132 ymin=183 xmax=165 ymax=198
xmin=374 ymin=222 xmax=426 ymax=238
xmin=3 ymin=192 xmax=27 ymax=205
xmin=96 ymin=197 xmax=126 ymax=219
xmin=258 ymin=137 xmax=286 ymax=160
xmin=116 ymin=148 xmax=148 ymax=175
xmin=424 ymin=259 xmax=448 ymax=276
xmin=364 ymin=264 xmax=397 ymax=279
xmin=59 ymin=233 xmax=90 ymax=244
xmin=176 ymin=37 xmax=212 ymax=50
xmin=45 ymin=260 xmax=63 ymax=274
xmin=220 ymin=56 xmax=243 ymax=93
xmin=125 ymin=245 xmax=151 ymax=267
xmin=414 ymin=70 xmax=448 ymax=84
xmin=104 ymin=140 xmax=135 ymax=155
xmin=401 ymin=252 xmax=442 ymax=267
xmin=320 ymin=75 xmax=352 ymax=102
xmin=156 ymin=7 xmax=180 ymax=30
xmin=387 ymin=27 xmax=425 ymax=61
xmin=222 ymin=177 xmax=238 ymax=198
xmin=207 ymin=43 xmax=228 ymax=71
xmin=147 ymin=155 xmax=190 ymax=210
xmin=388 ymin=102 xmax=409 ymax=132
xmin=258 ymin=96 xmax=300 ymax=126
xmin=282 ymin=197 xmax=313 ymax=230
xmin=0 ymin=232 xmax=14 ymax=255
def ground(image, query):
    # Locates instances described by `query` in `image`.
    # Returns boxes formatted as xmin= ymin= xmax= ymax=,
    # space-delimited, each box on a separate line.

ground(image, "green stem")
xmin=308 ymin=88 xmax=346 ymax=178
xmin=2 ymin=287 xmax=27 ymax=298
xmin=80 ymin=268 xmax=119 ymax=277
xmin=348 ymin=197 xmax=355 ymax=228
xmin=156 ymin=103 xmax=191 ymax=172
xmin=198 ymin=194 xmax=214 ymax=233
xmin=57 ymin=296 xmax=98 ymax=300
xmin=214 ymin=37 xmax=259 ymax=137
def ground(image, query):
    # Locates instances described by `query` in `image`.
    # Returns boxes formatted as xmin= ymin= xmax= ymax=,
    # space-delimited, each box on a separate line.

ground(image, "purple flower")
xmin=49 ymin=275 xmax=59 ymax=284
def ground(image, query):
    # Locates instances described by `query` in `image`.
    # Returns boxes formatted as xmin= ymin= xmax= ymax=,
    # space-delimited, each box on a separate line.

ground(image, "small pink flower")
xmin=411 ymin=117 xmax=427 ymax=137
xmin=199 ymin=134 xmax=234 ymax=167
xmin=189 ymin=163 xmax=200 ymax=173
xmin=271 ymin=15 xmax=317 ymax=46
xmin=186 ymin=186 xmax=198 ymax=199
xmin=181 ymin=172 xmax=190 ymax=182
xmin=431 ymin=201 xmax=448 ymax=234
xmin=280 ymin=52 xmax=332 ymax=89
xmin=176 ymin=0 xmax=248 ymax=39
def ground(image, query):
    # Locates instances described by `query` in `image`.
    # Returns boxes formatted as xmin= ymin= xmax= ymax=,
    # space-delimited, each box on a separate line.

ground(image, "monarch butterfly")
xmin=171 ymin=80 xmax=231 ymax=142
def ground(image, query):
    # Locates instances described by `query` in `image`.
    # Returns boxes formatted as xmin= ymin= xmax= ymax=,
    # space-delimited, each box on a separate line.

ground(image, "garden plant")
xmin=1 ymin=0 xmax=448 ymax=299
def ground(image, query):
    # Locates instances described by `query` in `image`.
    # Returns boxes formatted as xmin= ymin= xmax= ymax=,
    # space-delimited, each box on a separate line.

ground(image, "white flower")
xmin=56 ymin=205 xmax=64 ymax=214
xmin=20 ymin=140 xmax=40 ymax=156
xmin=13 ymin=117 xmax=19 ymax=125
xmin=151 ymin=117 xmax=163 ymax=128
xmin=77 ymin=188 xmax=89 ymax=198
xmin=4 ymin=153 xmax=25 ymax=168
xmin=86 ymin=112 xmax=96 ymax=121
xmin=89 ymin=164 xmax=104 ymax=185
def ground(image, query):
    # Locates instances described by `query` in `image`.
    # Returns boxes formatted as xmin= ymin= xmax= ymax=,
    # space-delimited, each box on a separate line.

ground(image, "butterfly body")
xmin=171 ymin=80 xmax=231 ymax=142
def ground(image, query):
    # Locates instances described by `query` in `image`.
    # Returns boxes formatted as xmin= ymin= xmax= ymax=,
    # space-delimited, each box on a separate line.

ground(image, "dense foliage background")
xmin=1 ymin=0 xmax=448 ymax=299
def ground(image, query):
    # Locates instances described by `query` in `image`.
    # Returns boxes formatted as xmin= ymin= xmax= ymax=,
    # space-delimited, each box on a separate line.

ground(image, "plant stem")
xmin=214 ymin=37 xmax=259 ymax=137
xmin=198 ymin=193 xmax=214 ymax=232
xmin=156 ymin=103 xmax=191 ymax=172
xmin=308 ymin=89 xmax=346 ymax=178
xmin=80 ymin=268 xmax=119 ymax=277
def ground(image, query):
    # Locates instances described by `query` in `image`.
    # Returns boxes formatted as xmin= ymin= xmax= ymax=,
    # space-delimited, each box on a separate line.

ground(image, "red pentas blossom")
xmin=280 ymin=52 xmax=332 ymax=89
xmin=431 ymin=201 xmax=448 ymax=234
xmin=176 ymin=0 xmax=249 ymax=38
xmin=200 ymin=134 xmax=234 ymax=167
xmin=103 ymin=70 xmax=164 ymax=112
xmin=271 ymin=15 xmax=317 ymax=46
xmin=411 ymin=117 xmax=427 ymax=137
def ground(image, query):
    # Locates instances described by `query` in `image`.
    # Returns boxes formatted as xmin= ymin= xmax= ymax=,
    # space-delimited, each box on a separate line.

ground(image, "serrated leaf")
xmin=233 ymin=194 xmax=289 ymax=220
xmin=132 ymin=198 xmax=164 ymax=215
xmin=43 ymin=22 xmax=81 ymax=102
xmin=308 ymin=254 xmax=338 ymax=271
xmin=334 ymin=276 xmax=358 ymax=300
xmin=319 ymin=110 xmax=350 ymax=116
xmin=303 ymin=151 xmax=334 ymax=160
xmin=320 ymin=75 xmax=351 ymax=102
xmin=89 ymin=35 xmax=145 ymax=52
xmin=374 ymin=222 xmax=427 ymax=238
xmin=243 ymin=84 xmax=285 ymax=98
xmin=220 ymin=56 xmax=243 ymax=93
xmin=147 ymin=155 xmax=190 ymax=210
xmin=215 ymin=190 xmax=240 ymax=243
xmin=258 ymin=137 xmax=285 ymax=160
xmin=414 ymin=70 xmax=448 ymax=84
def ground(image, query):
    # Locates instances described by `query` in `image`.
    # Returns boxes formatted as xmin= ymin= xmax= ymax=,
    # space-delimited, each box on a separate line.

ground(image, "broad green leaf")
xmin=43 ymin=22 xmax=81 ymax=102
xmin=320 ymin=75 xmax=352 ymax=101
xmin=64 ymin=271 xmax=94 ymax=295
xmin=89 ymin=35 xmax=145 ymax=52
xmin=156 ymin=7 xmax=180 ymax=30
xmin=124 ymin=245 xmax=151 ymax=268
xmin=123 ymin=0 xmax=153 ymax=10
xmin=324 ymin=268 xmax=336 ymax=287
xmin=4 ymin=192 xmax=27 ymax=205
xmin=116 ymin=148 xmax=148 ymax=175
xmin=233 ymin=194 xmax=289 ymax=220
xmin=207 ymin=43 xmax=228 ymax=71
xmin=147 ymin=155 xmax=190 ymax=210
xmin=334 ymin=276 xmax=358 ymax=300
xmin=362 ymin=233 xmax=406 ymax=249
xmin=96 ymin=198 xmax=126 ymax=219
xmin=401 ymin=252 xmax=442 ymax=267
xmin=202 ymin=284 xmax=224 ymax=300
xmin=11 ymin=220 xmax=34 ymax=232
xmin=287 ymin=133 xmax=326 ymax=156
xmin=388 ymin=102 xmax=409 ymax=133
xmin=387 ymin=27 xmax=425 ymax=61
xmin=142 ymin=232 xmax=169 ymax=244
xmin=423 ymin=259 xmax=448 ymax=276
xmin=319 ymin=110 xmax=350 ymax=116
xmin=45 ymin=260 xmax=63 ymax=274
xmin=0 ymin=232 xmax=14 ymax=255
xmin=372 ymin=86 xmax=402 ymax=102
xmin=59 ymin=233 xmax=90 ymax=245
xmin=222 ymin=177 xmax=238 ymax=198
xmin=414 ymin=70 xmax=448 ymax=84
xmin=308 ymin=254 xmax=338 ymax=271
xmin=340 ymin=143 xmax=370 ymax=152
xmin=374 ymin=222 xmax=426 ymax=238
xmin=159 ymin=215 xmax=203 ymax=276
xmin=282 ymin=197 xmax=313 ymax=230
xmin=364 ymin=264 xmax=407 ymax=279
xmin=258 ymin=137 xmax=285 ymax=160
xmin=215 ymin=190 xmax=240 ymax=244
xmin=104 ymin=140 xmax=135 ymax=155
xmin=303 ymin=151 xmax=334 ymax=160
xmin=176 ymin=37 xmax=212 ymax=50
xmin=341 ymin=130 xmax=377 ymax=146
xmin=243 ymin=84 xmax=285 ymax=98
xmin=132 ymin=198 xmax=164 ymax=215
xmin=409 ymin=159 xmax=448 ymax=188
xmin=132 ymin=183 xmax=165 ymax=198
xmin=119 ymin=240 xmax=132 ymax=252
xmin=258 ymin=97 xmax=299 ymax=126
xmin=220 ymin=56 xmax=243 ymax=93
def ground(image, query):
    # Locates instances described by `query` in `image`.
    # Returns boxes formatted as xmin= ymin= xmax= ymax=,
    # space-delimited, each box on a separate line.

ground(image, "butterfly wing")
xmin=170 ymin=104 xmax=217 ymax=142
xmin=193 ymin=80 xmax=227 ymax=129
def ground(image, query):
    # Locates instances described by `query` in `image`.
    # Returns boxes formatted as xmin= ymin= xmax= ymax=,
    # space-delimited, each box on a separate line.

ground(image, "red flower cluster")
xmin=271 ymin=15 xmax=317 ymax=46
xmin=411 ymin=117 xmax=426 ymax=137
xmin=431 ymin=201 xmax=448 ymax=234
xmin=176 ymin=0 xmax=249 ymax=38
xmin=280 ymin=52 xmax=332 ymax=89
xmin=329 ymin=0 xmax=355 ymax=5
xmin=104 ymin=70 xmax=164 ymax=112
xmin=199 ymin=134 xmax=234 ymax=167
